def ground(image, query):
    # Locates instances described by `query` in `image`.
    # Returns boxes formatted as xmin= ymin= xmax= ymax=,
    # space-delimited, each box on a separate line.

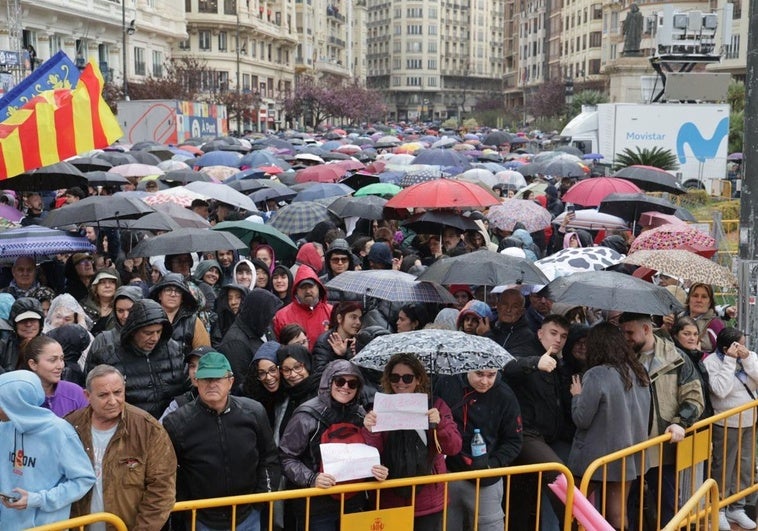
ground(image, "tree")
xmin=727 ymin=81 xmax=745 ymax=153
xmin=530 ymin=79 xmax=569 ymax=119
xmin=568 ymin=90 xmax=609 ymax=118
xmin=211 ymin=90 xmax=260 ymax=134
xmin=613 ymin=146 xmax=679 ymax=171
xmin=472 ymin=91 xmax=505 ymax=127
xmin=126 ymin=57 xmax=217 ymax=102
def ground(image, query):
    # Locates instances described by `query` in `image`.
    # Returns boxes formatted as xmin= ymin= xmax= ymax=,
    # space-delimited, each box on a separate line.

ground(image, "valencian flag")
xmin=0 ymin=60 xmax=122 ymax=180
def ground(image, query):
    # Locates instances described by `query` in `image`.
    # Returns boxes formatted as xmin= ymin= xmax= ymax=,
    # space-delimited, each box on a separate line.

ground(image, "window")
xmin=427 ymin=58 xmax=437 ymax=69
xmin=407 ymin=58 xmax=422 ymax=69
xmin=185 ymin=0 xmax=191 ymax=12
xmin=428 ymin=41 xmax=437 ymax=53
xmin=179 ymin=39 xmax=190 ymax=50
xmin=134 ymin=47 xmax=145 ymax=75
xmin=198 ymin=0 xmax=217 ymax=13
xmin=407 ymin=7 xmax=422 ymax=17
xmin=428 ymin=25 xmax=437 ymax=35
xmin=224 ymin=0 xmax=235 ymax=14
xmin=406 ymin=76 xmax=422 ymax=86
xmin=406 ymin=41 xmax=422 ymax=52
xmin=48 ymin=35 xmax=62 ymax=57
xmin=218 ymin=71 xmax=229 ymax=92
xmin=199 ymin=31 xmax=211 ymax=51
xmin=407 ymin=24 xmax=422 ymax=35
xmin=218 ymin=31 xmax=227 ymax=51
xmin=152 ymin=50 xmax=163 ymax=76
xmin=589 ymin=31 xmax=601 ymax=48
xmin=243 ymin=73 xmax=250 ymax=91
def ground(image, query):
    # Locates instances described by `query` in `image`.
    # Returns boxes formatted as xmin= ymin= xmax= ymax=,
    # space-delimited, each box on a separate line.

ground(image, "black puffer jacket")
xmin=0 ymin=297 xmax=44 ymax=373
xmin=218 ymin=288 xmax=282 ymax=387
xmin=149 ymin=273 xmax=200 ymax=358
xmin=210 ymin=284 xmax=249 ymax=349
xmin=45 ymin=324 xmax=89 ymax=386
xmin=90 ymin=299 xmax=187 ymax=418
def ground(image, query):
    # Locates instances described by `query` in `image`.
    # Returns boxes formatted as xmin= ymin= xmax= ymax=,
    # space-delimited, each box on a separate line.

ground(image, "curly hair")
xmin=379 ymin=353 xmax=430 ymax=395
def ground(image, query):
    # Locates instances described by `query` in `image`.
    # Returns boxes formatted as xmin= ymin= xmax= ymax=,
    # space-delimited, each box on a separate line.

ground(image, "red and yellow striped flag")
xmin=0 ymin=60 xmax=122 ymax=180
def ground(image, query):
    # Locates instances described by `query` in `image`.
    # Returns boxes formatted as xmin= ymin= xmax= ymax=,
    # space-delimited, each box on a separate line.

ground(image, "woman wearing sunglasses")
xmin=280 ymin=359 xmax=388 ymax=531
xmin=363 ymin=353 xmax=462 ymax=531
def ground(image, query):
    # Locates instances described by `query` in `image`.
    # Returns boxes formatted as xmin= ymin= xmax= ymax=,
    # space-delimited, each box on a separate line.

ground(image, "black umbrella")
xmin=160 ymin=169 xmax=214 ymax=185
xmin=130 ymin=228 xmax=247 ymax=257
xmin=128 ymin=151 xmax=163 ymax=166
xmin=328 ymin=195 xmax=387 ymax=220
xmin=401 ymin=210 xmax=479 ymax=234
xmin=43 ymin=195 xmax=154 ymax=227
xmin=416 ymin=249 xmax=549 ymax=286
xmin=2 ymin=162 xmax=88 ymax=191
xmin=69 ymin=157 xmax=113 ymax=172
xmin=597 ymin=193 xmax=679 ymax=226
xmin=540 ymin=270 xmax=684 ymax=315
xmin=612 ymin=165 xmax=686 ymax=195
xmin=482 ymin=131 xmax=512 ymax=147
xmin=249 ymin=187 xmax=297 ymax=205
xmin=84 ymin=171 xmax=130 ymax=187
xmin=93 ymin=152 xmax=139 ymax=166
xmin=555 ymin=145 xmax=584 ymax=157
xmin=100 ymin=203 xmax=210 ymax=231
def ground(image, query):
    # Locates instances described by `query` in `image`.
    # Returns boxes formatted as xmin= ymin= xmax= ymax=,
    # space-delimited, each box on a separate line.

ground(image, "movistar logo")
xmin=676 ymin=117 xmax=729 ymax=163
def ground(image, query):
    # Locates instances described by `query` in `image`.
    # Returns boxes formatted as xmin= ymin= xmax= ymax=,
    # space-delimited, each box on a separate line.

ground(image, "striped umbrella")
xmin=0 ymin=225 xmax=95 ymax=260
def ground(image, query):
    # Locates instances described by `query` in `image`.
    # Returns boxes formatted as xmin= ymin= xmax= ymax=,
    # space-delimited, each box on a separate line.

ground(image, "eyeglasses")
xmin=257 ymin=366 xmax=279 ymax=380
xmin=162 ymin=287 xmax=182 ymax=295
xmin=333 ymin=376 xmax=359 ymax=389
xmin=280 ymin=363 xmax=306 ymax=376
xmin=389 ymin=373 xmax=415 ymax=384
xmin=330 ymin=256 xmax=349 ymax=264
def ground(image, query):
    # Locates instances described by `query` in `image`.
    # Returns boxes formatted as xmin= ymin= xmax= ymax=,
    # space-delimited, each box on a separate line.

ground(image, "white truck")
xmin=559 ymin=103 xmax=730 ymax=191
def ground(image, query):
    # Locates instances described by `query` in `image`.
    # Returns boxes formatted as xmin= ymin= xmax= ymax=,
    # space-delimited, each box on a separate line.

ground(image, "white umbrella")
xmin=184 ymin=181 xmax=258 ymax=211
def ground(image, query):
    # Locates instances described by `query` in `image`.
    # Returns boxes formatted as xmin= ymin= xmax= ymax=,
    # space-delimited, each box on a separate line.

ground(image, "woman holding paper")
xmin=363 ymin=353 xmax=462 ymax=531
xmin=279 ymin=359 xmax=388 ymax=531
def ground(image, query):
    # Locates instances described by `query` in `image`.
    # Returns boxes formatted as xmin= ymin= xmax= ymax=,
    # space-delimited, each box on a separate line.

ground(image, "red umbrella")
xmin=331 ymin=159 xmax=366 ymax=172
xmin=385 ymin=178 xmax=500 ymax=210
xmin=638 ymin=211 xmax=687 ymax=229
xmin=561 ymin=177 xmax=641 ymax=207
xmin=630 ymin=224 xmax=717 ymax=258
xmin=294 ymin=164 xmax=346 ymax=184
xmin=253 ymin=165 xmax=283 ymax=175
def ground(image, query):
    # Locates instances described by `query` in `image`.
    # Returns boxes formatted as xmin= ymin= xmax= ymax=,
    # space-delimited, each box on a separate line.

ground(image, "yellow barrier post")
xmin=26 ymin=512 xmax=128 ymax=531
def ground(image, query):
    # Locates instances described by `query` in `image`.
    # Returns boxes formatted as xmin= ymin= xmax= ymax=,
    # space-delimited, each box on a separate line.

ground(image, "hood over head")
xmin=251 ymin=243 xmax=277 ymax=273
xmin=192 ymin=259 xmax=223 ymax=284
xmin=276 ymin=344 xmax=312 ymax=372
xmin=253 ymin=341 xmax=281 ymax=365
xmin=232 ymin=258 xmax=256 ymax=286
xmin=0 ymin=293 xmax=16 ymax=321
xmin=236 ymin=288 xmax=283 ymax=337
xmin=295 ymin=243 xmax=324 ymax=275
xmin=433 ymin=308 xmax=460 ymax=330
xmin=317 ymin=359 xmax=364 ymax=405
xmin=149 ymin=272 xmax=196 ymax=309
xmin=367 ymin=242 xmax=393 ymax=267
xmin=291 ymin=263 xmax=327 ymax=301
xmin=325 ymin=238 xmax=356 ymax=269
xmin=120 ymin=299 xmax=172 ymax=345
xmin=0 ymin=370 xmax=55 ymax=433
xmin=114 ymin=285 xmax=144 ymax=304
xmin=45 ymin=324 xmax=92 ymax=363
xmin=43 ymin=294 xmax=93 ymax=332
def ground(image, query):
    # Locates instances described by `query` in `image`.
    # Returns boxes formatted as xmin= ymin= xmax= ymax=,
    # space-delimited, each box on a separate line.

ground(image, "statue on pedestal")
xmin=622 ymin=3 xmax=643 ymax=56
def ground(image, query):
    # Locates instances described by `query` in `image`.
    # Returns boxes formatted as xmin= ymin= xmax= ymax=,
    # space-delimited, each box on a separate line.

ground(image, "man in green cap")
xmin=163 ymin=351 xmax=280 ymax=531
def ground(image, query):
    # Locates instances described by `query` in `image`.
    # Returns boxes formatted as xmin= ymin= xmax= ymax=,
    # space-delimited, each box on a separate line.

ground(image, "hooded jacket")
xmin=192 ymin=259 xmax=222 ymax=311
xmin=0 ymin=371 xmax=95 ymax=529
xmin=149 ymin=273 xmax=209 ymax=358
xmin=232 ymin=259 xmax=256 ymax=290
xmin=45 ymin=324 xmax=91 ymax=387
xmin=250 ymin=257 xmax=272 ymax=290
xmin=218 ymin=288 xmax=283 ymax=386
xmin=271 ymin=264 xmax=293 ymax=306
xmin=163 ymin=389 xmax=281 ymax=528
xmin=291 ymin=242 xmax=324 ymax=278
xmin=279 ymin=360 xmax=366 ymax=515
xmin=215 ymin=249 xmax=239 ymax=286
xmin=210 ymin=283 xmax=249 ymax=348
xmin=272 ymin=266 xmax=333 ymax=350
xmin=0 ymin=297 xmax=44 ymax=373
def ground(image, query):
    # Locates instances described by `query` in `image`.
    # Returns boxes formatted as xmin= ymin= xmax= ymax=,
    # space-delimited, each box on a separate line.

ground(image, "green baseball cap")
xmin=195 ymin=352 xmax=232 ymax=379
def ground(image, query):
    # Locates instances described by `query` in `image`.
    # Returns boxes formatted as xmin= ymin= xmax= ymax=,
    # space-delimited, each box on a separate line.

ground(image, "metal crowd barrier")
xmin=27 ymin=512 xmax=128 ymax=531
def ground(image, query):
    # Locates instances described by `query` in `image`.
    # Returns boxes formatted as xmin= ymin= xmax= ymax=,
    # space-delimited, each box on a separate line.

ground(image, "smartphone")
xmin=0 ymin=491 xmax=20 ymax=502
xmin=565 ymin=202 xmax=575 ymax=213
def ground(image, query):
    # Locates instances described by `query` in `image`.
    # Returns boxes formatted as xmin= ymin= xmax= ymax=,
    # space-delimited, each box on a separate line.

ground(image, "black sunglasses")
xmin=333 ymin=376 xmax=359 ymax=389
xmin=389 ymin=373 xmax=415 ymax=384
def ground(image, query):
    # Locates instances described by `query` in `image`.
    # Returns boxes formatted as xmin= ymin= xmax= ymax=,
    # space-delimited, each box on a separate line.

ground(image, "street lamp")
xmin=564 ymin=77 xmax=574 ymax=115
xmin=122 ymin=0 xmax=135 ymax=100
xmin=236 ymin=4 xmax=241 ymax=133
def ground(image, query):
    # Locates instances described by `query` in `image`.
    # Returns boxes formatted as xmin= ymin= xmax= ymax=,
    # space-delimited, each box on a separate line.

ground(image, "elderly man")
xmin=86 ymin=299 xmax=187 ymax=418
xmin=485 ymin=288 xmax=536 ymax=353
xmin=2 ymin=256 xmax=40 ymax=298
xmin=164 ymin=352 xmax=280 ymax=531
xmin=66 ymin=365 xmax=177 ymax=530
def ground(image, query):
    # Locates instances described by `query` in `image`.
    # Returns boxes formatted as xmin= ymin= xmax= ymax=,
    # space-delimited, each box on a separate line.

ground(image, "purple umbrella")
xmin=0 ymin=205 xmax=24 ymax=222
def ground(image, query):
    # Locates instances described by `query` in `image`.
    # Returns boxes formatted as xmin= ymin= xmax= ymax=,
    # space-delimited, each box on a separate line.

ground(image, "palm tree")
xmin=613 ymin=147 xmax=679 ymax=171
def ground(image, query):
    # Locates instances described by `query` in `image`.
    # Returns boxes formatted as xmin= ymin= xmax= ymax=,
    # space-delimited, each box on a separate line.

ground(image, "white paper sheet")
xmin=372 ymin=392 xmax=429 ymax=432
xmin=320 ymin=443 xmax=381 ymax=482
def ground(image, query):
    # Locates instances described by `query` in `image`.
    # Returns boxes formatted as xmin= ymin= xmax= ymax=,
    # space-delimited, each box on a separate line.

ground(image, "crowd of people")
xmin=0 ymin=151 xmax=752 ymax=531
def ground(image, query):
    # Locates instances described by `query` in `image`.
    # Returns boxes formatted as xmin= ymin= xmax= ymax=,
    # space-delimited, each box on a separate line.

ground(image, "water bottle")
xmin=471 ymin=428 xmax=487 ymax=457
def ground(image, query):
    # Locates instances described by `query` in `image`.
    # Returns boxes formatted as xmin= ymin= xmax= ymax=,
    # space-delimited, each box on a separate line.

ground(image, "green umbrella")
xmin=211 ymin=220 xmax=298 ymax=261
xmin=353 ymin=183 xmax=401 ymax=198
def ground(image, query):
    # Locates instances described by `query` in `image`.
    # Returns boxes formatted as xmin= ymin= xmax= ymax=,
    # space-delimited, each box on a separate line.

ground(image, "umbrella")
xmin=552 ymin=209 xmax=629 ymax=231
xmin=554 ymin=145 xmax=584 ymax=157
xmin=597 ymin=193 xmax=679 ymax=225
xmin=128 ymin=151 xmax=163 ymax=166
xmin=399 ymin=167 xmax=443 ymax=187
xmin=2 ymin=162 xmax=88 ymax=191
xmin=532 ymin=157 xmax=587 ymax=178
xmin=638 ymin=211 xmax=687 ymax=229
xmin=110 ymin=163 xmax=164 ymax=178
xmin=99 ymin=208 xmax=209 ymax=231
xmin=385 ymin=179 xmax=499 ymax=210
xmin=294 ymin=165 xmax=346 ymax=184
xmin=561 ymin=177 xmax=641 ymax=207
xmin=353 ymin=183 xmax=401 ymax=198
xmin=142 ymin=186 xmax=206 ymax=207
xmin=411 ymin=149 xmax=471 ymax=170
xmin=486 ymin=199 xmax=552 ymax=232
xmin=540 ymin=270 xmax=685 ymax=315
xmin=482 ymin=131 xmax=513 ymax=147
xmin=130 ymin=227 xmax=247 ymax=257
xmin=513 ymin=181 xmax=549 ymax=199
xmin=212 ymin=220 xmax=297 ymax=261
xmin=292 ymin=183 xmax=354 ymax=202
xmin=327 ymin=195 xmax=387 ymax=220
xmin=0 ymin=204 xmax=24 ymax=222
xmin=250 ymin=186 xmax=297 ymax=205
xmin=612 ymin=165 xmax=685 ymax=195
xmin=325 ymin=270 xmax=456 ymax=304
xmin=160 ymin=169 xmax=214 ymax=185
xmin=416 ymin=249 xmax=549 ymax=286
xmin=93 ymin=152 xmax=139 ymax=166
xmin=629 ymin=225 xmax=717 ymax=257
xmin=402 ymin=211 xmax=480 ymax=234
xmin=622 ymin=250 xmax=737 ymax=287
xmin=352 ymin=329 xmax=515 ymax=375
xmin=42 ymin=195 xmax=155 ymax=227
xmin=535 ymin=247 xmax=625 ymax=281
xmin=339 ymin=172 xmax=380 ymax=191
xmin=494 ymin=170 xmax=527 ymax=188
xmin=0 ymin=225 xmax=95 ymax=259
xmin=69 ymin=156 xmax=113 ymax=172
xmin=240 ymin=151 xmax=291 ymax=171
xmin=727 ymin=153 xmax=743 ymax=161
xmin=582 ymin=153 xmax=605 ymax=161
xmin=199 ymin=165 xmax=238 ymax=181
xmin=457 ymin=168 xmax=498 ymax=188
xmin=227 ymin=178 xmax=272 ymax=193
xmin=194 ymin=151 xmax=243 ymax=168
xmin=183 ymin=181 xmax=257 ymax=211
xmin=84 ymin=171 xmax=130 ymax=187
xmin=268 ymin=201 xmax=334 ymax=236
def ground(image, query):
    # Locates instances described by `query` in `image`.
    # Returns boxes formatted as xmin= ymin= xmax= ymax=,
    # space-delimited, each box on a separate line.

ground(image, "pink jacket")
xmin=363 ymin=397 xmax=463 ymax=516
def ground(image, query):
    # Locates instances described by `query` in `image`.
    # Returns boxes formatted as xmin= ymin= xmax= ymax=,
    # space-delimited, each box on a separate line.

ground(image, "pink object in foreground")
xmin=548 ymin=473 xmax=614 ymax=531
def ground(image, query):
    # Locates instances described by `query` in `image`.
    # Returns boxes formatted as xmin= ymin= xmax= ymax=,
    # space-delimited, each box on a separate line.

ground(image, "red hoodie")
xmin=272 ymin=265 xmax=333 ymax=350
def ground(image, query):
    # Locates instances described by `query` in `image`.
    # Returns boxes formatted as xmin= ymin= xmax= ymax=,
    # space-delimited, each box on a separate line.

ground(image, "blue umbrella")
xmin=412 ymin=148 xmax=472 ymax=170
xmin=194 ymin=151 xmax=243 ymax=168
xmin=582 ymin=153 xmax=605 ymax=160
xmin=240 ymin=151 xmax=291 ymax=171
xmin=321 ymin=140 xmax=343 ymax=151
xmin=0 ymin=225 xmax=95 ymax=260
xmin=292 ymin=183 xmax=354 ymax=202
xmin=225 ymin=168 xmax=268 ymax=182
